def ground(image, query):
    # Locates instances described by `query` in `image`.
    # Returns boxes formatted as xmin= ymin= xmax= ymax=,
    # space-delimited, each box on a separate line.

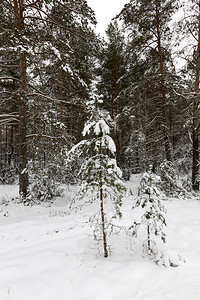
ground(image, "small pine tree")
xmin=159 ymin=160 xmax=177 ymax=196
xmin=67 ymin=95 xmax=126 ymax=257
xmin=130 ymin=165 xmax=167 ymax=259
xmin=29 ymin=162 xmax=64 ymax=202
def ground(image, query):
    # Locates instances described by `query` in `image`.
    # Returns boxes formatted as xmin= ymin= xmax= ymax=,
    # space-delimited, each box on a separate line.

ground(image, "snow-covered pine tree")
xmin=0 ymin=0 xmax=97 ymax=199
xmin=67 ymin=94 xmax=126 ymax=257
xmin=159 ymin=160 xmax=179 ymax=196
xmin=118 ymin=0 xmax=178 ymax=165
xmin=96 ymin=20 xmax=129 ymax=171
xmin=130 ymin=165 xmax=167 ymax=260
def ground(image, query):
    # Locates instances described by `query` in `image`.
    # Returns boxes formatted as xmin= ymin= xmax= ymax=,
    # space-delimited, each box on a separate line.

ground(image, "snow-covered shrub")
xmin=158 ymin=160 xmax=193 ymax=198
xmin=182 ymin=178 xmax=192 ymax=192
xmin=174 ymin=144 xmax=191 ymax=176
xmin=130 ymin=166 xmax=167 ymax=262
xmin=130 ymin=167 xmax=186 ymax=267
xmin=159 ymin=160 xmax=178 ymax=196
xmin=153 ymin=249 xmax=186 ymax=267
xmin=67 ymin=95 xmax=126 ymax=257
xmin=0 ymin=196 xmax=9 ymax=206
xmin=0 ymin=164 xmax=16 ymax=184
xmin=31 ymin=172 xmax=63 ymax=202
xmin=28 ymin=162 xmax=64 ymax=202
xmin=62 ymin=163 xmax=81 ymax=185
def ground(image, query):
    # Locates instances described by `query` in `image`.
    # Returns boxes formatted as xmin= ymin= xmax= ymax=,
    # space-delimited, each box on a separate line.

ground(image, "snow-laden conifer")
xmin=129 ymin=166 xmax=167 ymax=260
xmin=67 ymin=94 xmax=126 ymax=257
xmin=158 ymin=160 xmax=188 ymax=198
xmin=138 ymin=166 xmax=166 ymax=254
xmin=130 ymin=165 xmax=186 ymax=267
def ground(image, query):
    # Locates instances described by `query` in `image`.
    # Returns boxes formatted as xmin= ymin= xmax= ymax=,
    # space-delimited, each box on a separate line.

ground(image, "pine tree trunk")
xmin=100 ymin=167 xmax=108 ymax=258
xmin=18 ymin=53 xmax=28 ymax=197
xmin=192 ymin=3 xmax=200 ymax=190
xmin=13 ymin=0 xmax=29 ymax=197
xmin=147 ymin=223 xmax=151 ymax=254
xmin=59 ymin=73 xmax=63 ymax=127
xmin=5 ymin=125 xmax=8 ymax=164
xmin=155 ymin=2 xmax=172 ymax=162
xmin=147 ymin=174 xmax=152 ymax=254
xmin=14 ymin=126 xmax=18 ymax=169
xmin=192 ymin=128 xmax=199 ymax=190
xmin=116 ymin=67 xmax=122 ymax=164
xmin=111 ymin=78 xmax=114 ymax=120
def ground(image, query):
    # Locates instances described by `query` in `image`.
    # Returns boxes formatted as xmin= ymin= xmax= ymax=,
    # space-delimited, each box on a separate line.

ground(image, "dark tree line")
xmin=0 ymin=0 xmax=200 ymax=196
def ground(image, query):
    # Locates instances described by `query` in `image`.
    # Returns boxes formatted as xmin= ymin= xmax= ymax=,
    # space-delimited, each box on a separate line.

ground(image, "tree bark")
xmin=116 ymin=66 xmax=122 ymax=164
xmin=0 ymin=127 xmax=2 ymax=170
xmin=100 ymin=165 xmax=108 ymax=258
xmin=13 ymin=0 xmax=29 ymax=197
xmin=18 ymin=53 xmax=29 ymax=197
xmin=59 ymin=73 xmax=63 ymax=125
xmin=192 ymin=3 xmax=200 ymax=190
xmin=155 ymin=1 xmax=172 ymax=161
xmin=147 ymin=223 xmax=151 ymax=254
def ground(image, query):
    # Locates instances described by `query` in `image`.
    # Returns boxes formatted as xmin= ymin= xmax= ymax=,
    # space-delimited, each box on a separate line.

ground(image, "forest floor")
xmin=0 ymin=174 xmax=200 ymax=300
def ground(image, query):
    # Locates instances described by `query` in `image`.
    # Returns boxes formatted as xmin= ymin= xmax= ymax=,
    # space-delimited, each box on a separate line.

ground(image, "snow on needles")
xmin=82 ymin=119 xmax=110 ymax=136
xmin=82 ymin=118 xmax=116 ymax=154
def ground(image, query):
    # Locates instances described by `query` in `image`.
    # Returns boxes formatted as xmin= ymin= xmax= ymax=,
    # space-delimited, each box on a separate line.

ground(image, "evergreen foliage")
xmin=96 ymin=21 xmax=133 ymax=177
xmin=0 ymin=0 xmax=194 ymax=268
xmin=130 ymin=166 xmax=167 ymax=261
xmin=159 ymin=160 xmax=178 ymax=196
xmin=29 ymin=163 xmax=64 ymax=202
xmin=118 ymin=0 xmax=180 ymax=165
xmin=67 ymin=94 xmax=126 ymax=257
xmin=0 ymin=0 xmax=98 ymax=197
xmin=175 ymin=0 xmax=200 ymax=190
xmin=0 ymin=0 xmax=198 ymax=192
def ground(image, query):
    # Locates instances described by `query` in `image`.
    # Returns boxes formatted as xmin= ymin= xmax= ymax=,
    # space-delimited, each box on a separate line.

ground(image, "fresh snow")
xmin=0 ymin=175 xmax=200 ymax=300
xmin=94 ymin=119 xmax=110 ymax=136
xmin=103 ymin=135 xmax=116 ymax=154
xmin=82 ymin=121 xmax=96 ymax=136
xmin=82 ymin=119 xmax=110 ymax=137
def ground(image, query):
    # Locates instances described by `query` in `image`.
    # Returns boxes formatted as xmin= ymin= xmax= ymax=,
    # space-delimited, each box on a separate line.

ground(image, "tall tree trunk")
xmin=155 ymin=2 xmax=172 ymax=161
xmin=116 ymin=67 xmax=122 ymax=164
xmin=0 ymin=127 xmax=2 ymax=170
xmin=5 ymin=125 xmax=8 ymax=164
xmin=192 ymin=3 xmax=200 ymax=190
xmin=13 ymin=0 xmax=29 ymax=197
xmin=100 ymin=159 xmax=108 ymax=258
xmin=59 ymin=73 xmax=63 ymax=125
xmin=18 ymin=53 xmax=28 ymax=197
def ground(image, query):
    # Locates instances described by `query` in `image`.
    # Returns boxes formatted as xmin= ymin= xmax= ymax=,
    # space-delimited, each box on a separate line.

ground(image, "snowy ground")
xmin=0 ymin=175 xmax=200 ymax=300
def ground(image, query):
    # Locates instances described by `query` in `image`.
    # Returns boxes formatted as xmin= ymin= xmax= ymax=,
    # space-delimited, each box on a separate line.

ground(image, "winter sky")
xmin=87 ymin=0 xmax=129 ymax=36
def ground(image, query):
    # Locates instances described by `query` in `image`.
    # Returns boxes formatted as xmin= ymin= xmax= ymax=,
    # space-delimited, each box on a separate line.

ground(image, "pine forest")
xmin=0 ymin=1 xmax=200 ymax=299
